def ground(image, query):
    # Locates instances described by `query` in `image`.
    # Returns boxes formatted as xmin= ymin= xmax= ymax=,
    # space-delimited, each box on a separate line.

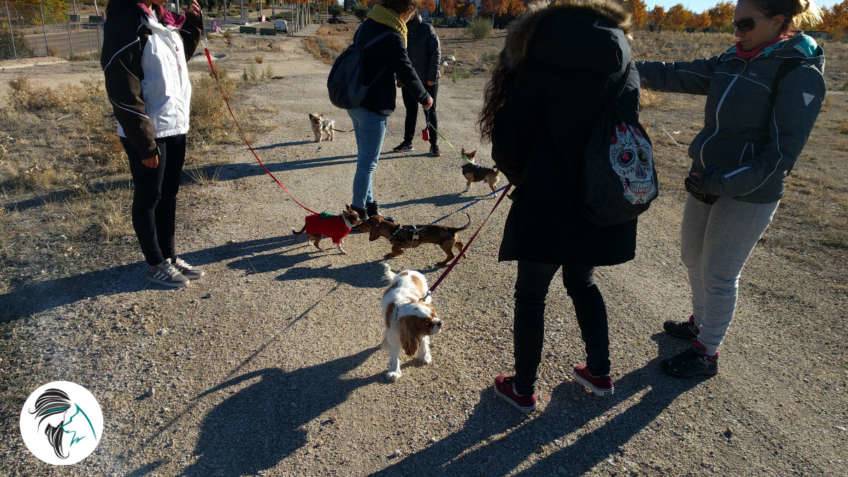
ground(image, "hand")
xmin=422 ymin=95 xmax=434 ymax=110
xmin=426 ymin=80 xmax=435 ymax=86
xmin=185 ymin=0 xmax=201 ymax=18
xmin=396 ymin=80 xmax=403 ymax=88
xmin=141 ymin=154 xmax=160 ymax=169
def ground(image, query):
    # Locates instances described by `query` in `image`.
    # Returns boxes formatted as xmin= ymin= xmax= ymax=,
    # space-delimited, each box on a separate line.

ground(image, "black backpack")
xmin=581 ymin=62 xmax=658 ymax=226
xmin=327 ymin=28 xmax=391 ymax=110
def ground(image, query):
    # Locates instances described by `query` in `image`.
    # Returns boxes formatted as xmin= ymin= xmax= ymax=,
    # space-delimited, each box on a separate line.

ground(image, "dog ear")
xmin=398 ymin=316 xmax=420 ymax=357
xmin=468 ymin=150 xmax=477 ymax=158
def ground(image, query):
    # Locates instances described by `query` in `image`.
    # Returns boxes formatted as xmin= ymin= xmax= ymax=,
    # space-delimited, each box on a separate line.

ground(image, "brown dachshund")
xmin=367 ymin=214 xmax=471 ymax=266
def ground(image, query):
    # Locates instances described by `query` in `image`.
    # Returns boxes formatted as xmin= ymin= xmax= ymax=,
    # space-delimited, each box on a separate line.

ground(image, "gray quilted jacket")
xmin=637 ymin=34 xmax=826 ymax=203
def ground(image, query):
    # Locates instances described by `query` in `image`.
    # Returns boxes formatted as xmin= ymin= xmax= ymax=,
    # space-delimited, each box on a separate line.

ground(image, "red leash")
xmin=427 ymin=184 xmax=512 ymax=296
xmin=203 ymin=47 xmax=318 ymax=215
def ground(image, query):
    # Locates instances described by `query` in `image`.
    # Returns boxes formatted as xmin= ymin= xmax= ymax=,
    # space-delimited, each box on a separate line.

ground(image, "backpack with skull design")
xmin=581 ymin=62 xmax=658 ymax=226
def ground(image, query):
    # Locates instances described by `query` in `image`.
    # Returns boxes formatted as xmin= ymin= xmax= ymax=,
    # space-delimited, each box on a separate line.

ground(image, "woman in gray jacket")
xmin=637 ymin=0 xmax=825 ymax=377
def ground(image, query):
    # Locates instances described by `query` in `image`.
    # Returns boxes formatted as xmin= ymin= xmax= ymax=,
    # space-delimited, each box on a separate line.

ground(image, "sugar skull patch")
xmin=609 ymin=123 xmax=656 ymax=205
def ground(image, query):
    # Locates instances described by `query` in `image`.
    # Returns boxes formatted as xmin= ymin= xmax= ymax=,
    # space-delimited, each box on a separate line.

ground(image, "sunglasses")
xmin=733 ymin=17 xmax=758 ymax=32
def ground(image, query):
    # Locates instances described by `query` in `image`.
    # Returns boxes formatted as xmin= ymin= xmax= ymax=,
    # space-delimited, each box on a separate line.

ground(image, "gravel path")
xmin=1 ymin=34 xmax=846 ymax=476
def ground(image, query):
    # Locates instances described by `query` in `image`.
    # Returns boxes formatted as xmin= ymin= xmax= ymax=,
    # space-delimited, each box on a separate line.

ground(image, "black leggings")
xmin=513 ymin=260 xmax=610 ymax=395
xmin=402 ymin=82 xmax=438 ymax=146
xmin=122 ymin=135 xmax=186 ymax=266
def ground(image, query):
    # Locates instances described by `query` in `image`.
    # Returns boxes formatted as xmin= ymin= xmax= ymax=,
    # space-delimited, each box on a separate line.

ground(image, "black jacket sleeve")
xmin=100 ymin=7 xmax=158 ymax=160
xmin=391 ymin=34 xmax=429 ymax=103
xmin=179 ymin=12 xmax=203 ymax=61
xmin=427 ymin=25 xmax=441 ymax=83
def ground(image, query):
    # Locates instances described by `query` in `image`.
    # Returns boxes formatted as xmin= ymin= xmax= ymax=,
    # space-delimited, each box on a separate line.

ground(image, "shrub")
xmin=467 ymin=17 xmax=492 ymax=40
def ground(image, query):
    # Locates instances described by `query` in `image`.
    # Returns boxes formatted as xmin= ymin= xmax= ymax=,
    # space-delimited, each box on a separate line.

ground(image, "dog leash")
xmin=202 ymin=39 xmax=318 ymax=215
xmin=427 ymin=184 xmax=512 ymax=297
xmin=429 ymin=185 xmax=508 ymax=225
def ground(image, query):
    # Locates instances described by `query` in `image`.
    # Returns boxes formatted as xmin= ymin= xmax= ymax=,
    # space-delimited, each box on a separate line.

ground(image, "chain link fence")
xmin=0 ymin=0 xmax=326 ymax=61
xmin=1 ymin=0 xmax=104 ymax=60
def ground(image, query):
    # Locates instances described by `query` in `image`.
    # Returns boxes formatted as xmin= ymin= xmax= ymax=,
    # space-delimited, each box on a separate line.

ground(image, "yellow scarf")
xmin=367 ymin=4 xmax=408 ymax=48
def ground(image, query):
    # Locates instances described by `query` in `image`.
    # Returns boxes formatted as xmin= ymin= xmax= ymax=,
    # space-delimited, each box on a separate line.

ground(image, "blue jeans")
xmin=348 ymin=107 xmax=388 ymax=209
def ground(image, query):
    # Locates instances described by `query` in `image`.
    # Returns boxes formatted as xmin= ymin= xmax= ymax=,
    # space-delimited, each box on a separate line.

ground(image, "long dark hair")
xmin=479 ymin=50 xmax=515 ymax=142
xmin=30 ymin=388 xmax=73 ymax=459
xmin=478 ymin=0 xmax=631 ymax=142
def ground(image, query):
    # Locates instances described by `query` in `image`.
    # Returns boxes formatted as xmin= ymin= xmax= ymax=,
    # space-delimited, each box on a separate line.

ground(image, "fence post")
xmin=66 ymin=15 xmax=73 ymax=58
xmin=4 ymin=0 xmax=16 ymax=59
xmin=39 ymin=0 xmax=49 ymax=56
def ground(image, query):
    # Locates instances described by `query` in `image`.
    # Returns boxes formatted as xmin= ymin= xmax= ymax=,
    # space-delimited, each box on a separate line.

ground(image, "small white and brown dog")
xmin=381 ymin=264 xmax=442 ymax=382
xmin=308 ymin=113 xmax=338 ymax=143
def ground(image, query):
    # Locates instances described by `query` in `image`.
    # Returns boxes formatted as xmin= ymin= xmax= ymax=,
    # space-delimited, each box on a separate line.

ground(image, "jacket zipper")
xmin=699 ymin=60 xmax=747 ymax=169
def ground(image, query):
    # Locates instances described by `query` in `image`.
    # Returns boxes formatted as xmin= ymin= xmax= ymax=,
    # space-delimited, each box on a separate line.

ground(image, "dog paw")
xmin=386 ymin=371 xmax=402 ymax=382
xmin=415 ymin=355 xmax=433 ymax=366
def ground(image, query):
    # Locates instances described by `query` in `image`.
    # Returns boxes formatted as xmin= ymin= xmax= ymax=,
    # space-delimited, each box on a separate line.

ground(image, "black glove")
xmin=685 ymin=172 xmax=718 ymax=204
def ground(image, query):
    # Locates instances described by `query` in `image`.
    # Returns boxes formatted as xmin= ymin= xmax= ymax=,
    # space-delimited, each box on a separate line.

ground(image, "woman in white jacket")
xmin=101 ymin=0 xmax=204 ymax=288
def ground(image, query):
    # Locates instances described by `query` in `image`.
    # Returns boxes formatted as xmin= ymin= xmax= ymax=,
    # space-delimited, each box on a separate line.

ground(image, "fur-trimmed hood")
xmin=503 ymin=0 xmax=632 ymax=72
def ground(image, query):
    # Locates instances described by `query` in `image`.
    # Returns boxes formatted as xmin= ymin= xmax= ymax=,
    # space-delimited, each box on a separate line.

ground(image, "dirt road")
xmin=1 ymin=31 xmax=846 ymax=476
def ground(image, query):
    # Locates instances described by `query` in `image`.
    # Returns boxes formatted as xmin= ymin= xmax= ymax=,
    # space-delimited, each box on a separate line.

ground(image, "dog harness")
xmin=391 ymin=225 xmax=421 ymax=243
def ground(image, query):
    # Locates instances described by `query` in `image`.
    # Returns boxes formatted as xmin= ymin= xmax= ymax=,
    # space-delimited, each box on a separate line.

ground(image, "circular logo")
xmin=19 ymin=381 xmax=104 ymax=466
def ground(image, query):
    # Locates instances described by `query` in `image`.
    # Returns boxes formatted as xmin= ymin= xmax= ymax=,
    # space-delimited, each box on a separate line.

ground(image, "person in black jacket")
xmin=479 ymin=0 xmax=639 ymax=412
xmin=101 ymin=0 xmax=205 ymax=288
xmin=348 ymin=0 xmax=433 ymax=220
xmin=392 ymin=12 xmax=441 ymax=157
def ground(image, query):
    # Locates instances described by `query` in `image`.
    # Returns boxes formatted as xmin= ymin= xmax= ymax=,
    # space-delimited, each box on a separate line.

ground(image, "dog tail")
xmin=453 ymin=213 xmax=472 ymax=232
xmin=292 ymin=224 xmax=306 ymax=235
xmin=382 ymin=263 xmax=397 ymax=283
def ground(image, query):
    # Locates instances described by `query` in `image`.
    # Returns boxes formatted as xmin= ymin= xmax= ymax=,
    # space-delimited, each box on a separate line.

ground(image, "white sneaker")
xmin=172 ymin=257 xmax=205 ymax=280
xmin=147 ymin=261 xmax=189 ymax=288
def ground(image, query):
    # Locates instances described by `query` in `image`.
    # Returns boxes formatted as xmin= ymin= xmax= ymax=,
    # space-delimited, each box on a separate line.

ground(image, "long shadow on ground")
xmin=372 ymin=334 xmax=700 ymax=476
xmin=180 ymin=347 xmax=380 ymax=477
xmin=3 ymin=152 xmax=409 ymax=213
xmin=0 ymin=235 xmax=298 ymax=322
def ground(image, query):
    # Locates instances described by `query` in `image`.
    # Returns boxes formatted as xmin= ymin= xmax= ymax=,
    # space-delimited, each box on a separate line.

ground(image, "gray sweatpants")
xmin=681 ymin=195 xmax=780 ymax=356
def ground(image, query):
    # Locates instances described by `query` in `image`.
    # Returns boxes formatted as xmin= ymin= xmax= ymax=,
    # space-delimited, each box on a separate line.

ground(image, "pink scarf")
xmin=136 ymin=2 xmax=186 ymax=29
xmin=735 ymin=34 xmax=790 ymax=60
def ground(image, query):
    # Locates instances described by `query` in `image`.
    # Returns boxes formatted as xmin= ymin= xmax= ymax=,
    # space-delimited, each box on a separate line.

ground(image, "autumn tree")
xmin=420 ymin=0 xmax=436 ymax=14
xmin=665 ymin=4 xmax=693 ymax=31
xmin=820 ymin=0 xmax=848 ymax=39
xmin=688 ymin=12 xmax=712 ymax=30
xmin=707 ymin=1 xmax=735 ymax=31
xmin=442 ymin=0 xmax=457 ymax=17
xmin=628 ymin=0 xmax=648 ymax=29
xmin=647 ymin=5 xmax=665 ymax=30
xmin=10 ymin=0 xmax=68 ymax=24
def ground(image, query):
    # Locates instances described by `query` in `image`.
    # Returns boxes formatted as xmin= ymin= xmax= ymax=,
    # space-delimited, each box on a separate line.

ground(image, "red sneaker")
xmin=494 ymin=374 xmax=537 ymax=413
xmin=572 ymin=364 xmax=614 ymax=396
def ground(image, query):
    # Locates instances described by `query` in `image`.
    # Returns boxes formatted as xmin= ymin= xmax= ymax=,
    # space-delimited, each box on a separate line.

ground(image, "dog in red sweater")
xmin=292 ymin=206 xmax=362 ymax=254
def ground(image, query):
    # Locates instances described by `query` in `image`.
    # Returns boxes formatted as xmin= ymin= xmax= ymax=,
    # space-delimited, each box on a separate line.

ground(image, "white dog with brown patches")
xmin=381 ymin=264 xmax=442 ymax=382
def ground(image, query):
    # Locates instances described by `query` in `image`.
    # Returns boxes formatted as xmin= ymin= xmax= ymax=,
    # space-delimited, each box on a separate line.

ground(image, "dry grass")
xmin=839 ymin=120 xmax=848 ymax=135
xmin=0 ymin=66 xmax=268 ymax=289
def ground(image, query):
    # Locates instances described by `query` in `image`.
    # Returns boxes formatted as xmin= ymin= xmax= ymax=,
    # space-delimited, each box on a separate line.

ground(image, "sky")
xmin=645 ymin=0 xmax=842 ymax=13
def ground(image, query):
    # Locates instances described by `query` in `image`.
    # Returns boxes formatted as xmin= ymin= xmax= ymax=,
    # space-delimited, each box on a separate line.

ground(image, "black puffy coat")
xmin=492 ymin=5 xmax=640 ymax=266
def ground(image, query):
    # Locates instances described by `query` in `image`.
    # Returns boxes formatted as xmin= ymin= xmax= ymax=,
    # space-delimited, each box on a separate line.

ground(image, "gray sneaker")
xmin=147 ymin=260 xmax=189 ymax=288
xmin=172 ymin=257 xmax=205 ymax=280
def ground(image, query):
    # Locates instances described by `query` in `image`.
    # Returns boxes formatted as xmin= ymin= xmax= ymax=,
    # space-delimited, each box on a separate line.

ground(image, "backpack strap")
xmin=769 ymin=59 xmax=802 ymax=108
xmin=601 ymin=62 xmax=632 ymax=112
xmin=354 ymin=28 xmax=393 ymax=50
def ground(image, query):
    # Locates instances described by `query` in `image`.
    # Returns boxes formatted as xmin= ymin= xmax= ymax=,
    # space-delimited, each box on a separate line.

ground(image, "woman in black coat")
xmin=479 ymin=0 xmax=640 ymax=412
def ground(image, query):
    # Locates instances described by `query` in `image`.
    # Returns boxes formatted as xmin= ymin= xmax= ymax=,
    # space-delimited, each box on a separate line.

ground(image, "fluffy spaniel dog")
xmin=381 ymin=264 xmax=442 ymax=382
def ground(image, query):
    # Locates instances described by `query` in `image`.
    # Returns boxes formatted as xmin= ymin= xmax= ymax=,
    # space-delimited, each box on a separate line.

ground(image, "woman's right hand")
xmin=142 ymin=154 xmax=160 ymax=169
xmin=423 ymin=95 xmax=434 ymax=110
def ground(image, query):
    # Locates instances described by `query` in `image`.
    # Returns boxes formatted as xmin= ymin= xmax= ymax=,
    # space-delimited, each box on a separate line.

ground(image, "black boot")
xmin=366 ymin=201 xmax=379 ymax=218
xmin=350 ymin=205 xmax=368 ymax=221
xmin=366 ymin=201 xmax=394 ymax=222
